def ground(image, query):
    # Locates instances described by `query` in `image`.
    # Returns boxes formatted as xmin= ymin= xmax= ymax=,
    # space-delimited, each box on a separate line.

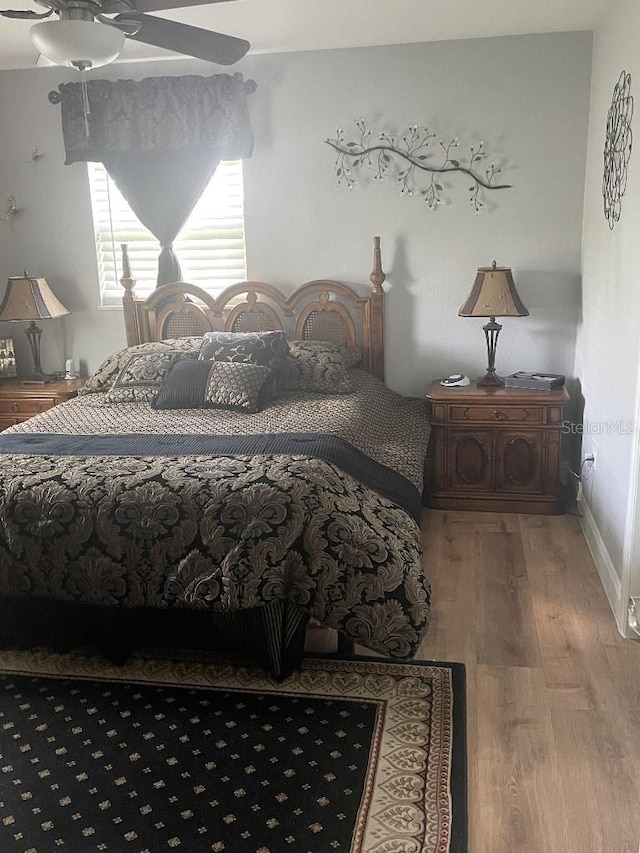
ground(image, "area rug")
xmin=0 ymin=649 xmax=466 ymax=853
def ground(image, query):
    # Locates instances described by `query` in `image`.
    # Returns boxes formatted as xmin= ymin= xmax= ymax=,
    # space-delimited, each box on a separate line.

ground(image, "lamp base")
xmin=476 ymin=317 xmax=505 ymax=388
xmin=476 ymin=369 xmax=505 ymax=388
xmin=21 ymin=368 xmax=57 ymax=385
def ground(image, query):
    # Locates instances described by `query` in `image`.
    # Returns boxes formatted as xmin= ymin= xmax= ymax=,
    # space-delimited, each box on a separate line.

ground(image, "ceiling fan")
xmin=0 ymin=0 xmax=249 ymax=69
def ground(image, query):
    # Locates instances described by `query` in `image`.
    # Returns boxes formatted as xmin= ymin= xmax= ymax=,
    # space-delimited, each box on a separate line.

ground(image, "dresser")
xmin=0 ymin=378 xmax=85 ymax=430
xmin=425 ymin=380 xmax=569 ymax=514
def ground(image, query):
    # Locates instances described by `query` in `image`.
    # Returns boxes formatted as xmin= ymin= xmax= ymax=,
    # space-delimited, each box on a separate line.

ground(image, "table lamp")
xmin=0 ymin=273 xmax=70 ymax=383
xmin=458 ymin=261 xmax=529 ymax=387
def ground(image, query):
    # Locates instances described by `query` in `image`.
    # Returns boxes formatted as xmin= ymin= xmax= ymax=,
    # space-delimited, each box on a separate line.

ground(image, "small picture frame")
xmin=0 ymin=337 xmax=17 ymax=378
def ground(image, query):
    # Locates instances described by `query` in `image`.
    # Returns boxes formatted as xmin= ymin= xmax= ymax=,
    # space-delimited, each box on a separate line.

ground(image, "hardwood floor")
xmin=418 ymin=509 xmax=640 ymax=853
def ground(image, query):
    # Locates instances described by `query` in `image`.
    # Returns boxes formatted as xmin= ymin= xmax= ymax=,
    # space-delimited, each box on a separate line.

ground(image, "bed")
xmin=0 ymin=238 xmax=431 ymax=677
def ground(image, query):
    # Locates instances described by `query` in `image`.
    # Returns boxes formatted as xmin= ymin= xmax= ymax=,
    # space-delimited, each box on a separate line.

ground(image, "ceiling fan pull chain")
xmin=80 ymin=70 xmax=90 ymax=137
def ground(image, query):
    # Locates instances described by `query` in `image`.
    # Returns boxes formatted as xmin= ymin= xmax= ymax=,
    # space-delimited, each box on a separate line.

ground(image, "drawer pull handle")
xmin=11 ymin=402 xmax=19 ymax=413
xmin=491 ymin=409 xmax=505 ymax=420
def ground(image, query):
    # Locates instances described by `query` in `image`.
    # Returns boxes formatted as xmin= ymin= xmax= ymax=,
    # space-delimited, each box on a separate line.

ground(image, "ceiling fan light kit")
xmin=31 ymin=19 xmax=125 ymax=69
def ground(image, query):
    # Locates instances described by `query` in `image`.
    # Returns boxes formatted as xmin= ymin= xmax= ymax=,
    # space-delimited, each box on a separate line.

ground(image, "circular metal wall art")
xmin=603 ymin=70 xmax=633 ymax=230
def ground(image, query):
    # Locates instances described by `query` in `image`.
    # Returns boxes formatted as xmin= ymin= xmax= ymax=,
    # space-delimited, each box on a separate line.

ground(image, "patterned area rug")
xmin=0 ymin=650 xmax=466 ymax=853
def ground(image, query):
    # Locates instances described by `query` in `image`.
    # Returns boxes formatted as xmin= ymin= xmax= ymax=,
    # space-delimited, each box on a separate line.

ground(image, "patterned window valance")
xmin=58 ymin=72 xmax=257 ymax=165
xmin=57 ymin=72 xmax=256 ymax=287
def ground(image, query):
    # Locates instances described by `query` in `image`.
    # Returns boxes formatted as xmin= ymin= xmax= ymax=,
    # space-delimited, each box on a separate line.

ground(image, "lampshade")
xmin=30 ymin=20 xmax=125 ymax=69
xmin=0 ymin=275 xmax=69 ymax=323
xmin=458 ymin=261 xmax=529 ymax=318
xmin=0 ymin=274 xmax=69 ymax=383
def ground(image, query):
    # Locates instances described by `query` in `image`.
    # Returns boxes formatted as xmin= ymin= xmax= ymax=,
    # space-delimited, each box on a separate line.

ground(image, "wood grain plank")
xmin=418 ymin=510 xmax=478 ymax=663
xmin=475 ymin=527 xmax=541 ymax=668
xmin=417 ymin=509 xmax=640 ymax=853
xmin=549 ymin=707 xmax=640 ymax=853
xmin=472 ymin=663 xmax=571 ymax=853
xmin=518 ymin=514 xmax=593 ymax=708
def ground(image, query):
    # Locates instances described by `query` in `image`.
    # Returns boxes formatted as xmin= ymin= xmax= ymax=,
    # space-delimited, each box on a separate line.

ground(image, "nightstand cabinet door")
xmin=495 ymin=430 xmax=544 ymax=494
xmin=448 ymin=430 xmax=493 ymax=491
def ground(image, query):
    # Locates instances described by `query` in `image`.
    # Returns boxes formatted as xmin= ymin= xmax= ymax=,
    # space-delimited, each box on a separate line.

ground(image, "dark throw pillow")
xmin=152 ymin=359 xmax=214 ymax=410
xmin=203 ymin=362 xmax=274 ymax=413
xmin=199 ymin=330 xmax=289 ymax=369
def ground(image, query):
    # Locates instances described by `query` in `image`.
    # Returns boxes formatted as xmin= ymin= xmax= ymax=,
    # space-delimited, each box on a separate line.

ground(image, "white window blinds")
xmin=88 ymin=160 xmax=247 ymax=307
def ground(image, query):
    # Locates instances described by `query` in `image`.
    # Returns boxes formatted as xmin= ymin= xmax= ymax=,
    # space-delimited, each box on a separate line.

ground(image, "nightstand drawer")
xmin=0 ymin=416 xmax=28 ymax=429
xmin=0 ymin=378 xmax=85 ymax=432
xmin=0 ymin=398 xmax=56 ymax=416
xmin=448 ymin=404 xmax=545 ymax=424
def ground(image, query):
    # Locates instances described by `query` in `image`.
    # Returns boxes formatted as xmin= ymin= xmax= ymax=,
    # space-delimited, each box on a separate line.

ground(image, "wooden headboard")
xmin=120 ymin=237 xmax=386 ymax=381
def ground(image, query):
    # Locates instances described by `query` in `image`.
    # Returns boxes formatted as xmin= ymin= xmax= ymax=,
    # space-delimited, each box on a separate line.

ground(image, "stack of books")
xmin=504 ymin=371 xmax=565 ymax=391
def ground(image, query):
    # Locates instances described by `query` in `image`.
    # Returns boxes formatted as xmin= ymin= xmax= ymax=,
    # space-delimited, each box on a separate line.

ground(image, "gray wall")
xmin=0 ymin=31 xmax=591 ymax=395
xmin=575 ymin=0 xmax=640 ymax=622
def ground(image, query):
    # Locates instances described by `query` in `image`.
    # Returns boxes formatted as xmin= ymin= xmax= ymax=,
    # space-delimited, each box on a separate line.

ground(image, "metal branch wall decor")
xmin=603 ymin=70 xmax=633 ymax=230
xmin=325 ymin=120 xmax=511 ymax=211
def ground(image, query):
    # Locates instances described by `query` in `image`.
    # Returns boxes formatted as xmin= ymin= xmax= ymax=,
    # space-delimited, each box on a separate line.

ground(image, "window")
xmin=88 ymin=160 xmax=247 ymax=307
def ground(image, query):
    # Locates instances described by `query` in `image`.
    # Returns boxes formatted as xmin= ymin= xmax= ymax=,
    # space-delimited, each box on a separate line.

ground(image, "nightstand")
xmin=0 ymin=378 xmax=85 ymax=431
xmin=425 ymin=380 xmax=569 ymax=514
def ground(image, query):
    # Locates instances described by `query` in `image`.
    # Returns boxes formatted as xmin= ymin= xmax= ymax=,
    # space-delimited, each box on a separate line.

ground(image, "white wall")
xmin=0 ymin=31 xmax=591 ymax=395
xmin=575 ymin=0 xmax=640 ymax=626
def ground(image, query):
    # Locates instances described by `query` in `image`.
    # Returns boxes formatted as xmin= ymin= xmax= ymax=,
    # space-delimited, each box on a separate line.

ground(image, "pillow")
xmin=152 ymin=359 xmax=213 ymax=410
xmin=153 ymin=359 xmax=274 ymax=414
xmin=203 ymin=362 xmax=274 ymax=413
xmin=289 ymin=339 xmax=361 ymax=369
xmin=80 ymin=337 xmax=204 ymax=396
xmin=104 ymin=351 xmax=181 ymax=403
xmin=280 ymin=340 xmax=356 ymax=394
xmin=344 ymin=349 xmax=362 ymax=370
xmin=199 ymin=330 xmax=289 ymax=369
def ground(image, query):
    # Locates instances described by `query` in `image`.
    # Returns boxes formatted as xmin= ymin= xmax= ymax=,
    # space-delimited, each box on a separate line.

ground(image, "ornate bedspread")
xmin=0 ymin=371 xmax=431 ymax=668
xmin=6 ymin=370 xmax=428 ymax=490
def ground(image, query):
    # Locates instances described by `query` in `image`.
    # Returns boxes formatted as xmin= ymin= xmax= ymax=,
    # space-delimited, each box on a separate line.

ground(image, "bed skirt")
xmin=0 ymin=597 xmax=320 ymax=679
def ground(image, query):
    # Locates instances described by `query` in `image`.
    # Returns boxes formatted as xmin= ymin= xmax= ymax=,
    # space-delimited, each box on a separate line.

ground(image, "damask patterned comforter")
xmin=0 ymin=370 xmax=431 ymax=671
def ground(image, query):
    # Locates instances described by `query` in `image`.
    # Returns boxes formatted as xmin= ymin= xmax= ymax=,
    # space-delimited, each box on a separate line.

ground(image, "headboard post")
xmin=120 ymin=243 xmax=140 ymax=347
xmin=367 ymin=236 xmax=386 ymax=381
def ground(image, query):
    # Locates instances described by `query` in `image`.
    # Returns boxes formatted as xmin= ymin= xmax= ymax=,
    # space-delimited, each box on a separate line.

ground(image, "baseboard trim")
xmin=579 ymin=498 xmax=623 ymax=632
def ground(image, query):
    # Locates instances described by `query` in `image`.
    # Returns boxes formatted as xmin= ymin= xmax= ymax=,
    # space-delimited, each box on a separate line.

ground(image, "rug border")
xmin=443 ymin=659 xmax=467 ymax=853
xmin=322 ymin=654 xmax=468 ymax=853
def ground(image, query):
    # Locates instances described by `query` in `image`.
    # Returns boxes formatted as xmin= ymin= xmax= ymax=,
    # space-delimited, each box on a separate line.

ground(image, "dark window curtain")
xmin=58 ymin=73 xmax=256 ymax=286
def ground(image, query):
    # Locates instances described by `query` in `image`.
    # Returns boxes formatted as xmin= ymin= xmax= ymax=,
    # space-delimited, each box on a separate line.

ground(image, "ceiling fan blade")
xmin=0 ymin=7 xmax=52 ymax=18
xmin=126 ymin=0 xmax=236 ymax=12
xmin=115 ymin=12 xmax=249 ymax=64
